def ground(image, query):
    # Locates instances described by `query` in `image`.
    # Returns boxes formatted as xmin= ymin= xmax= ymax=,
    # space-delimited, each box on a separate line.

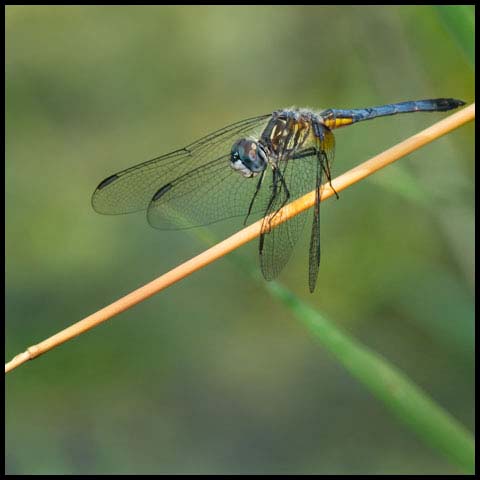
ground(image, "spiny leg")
xmin=321 ymin=152 xmax=339 ymax=199
xmin=267 ymin=166 xmax=291 ymax=226
xmin=243 ymin=170 xmax=266 ymax=226
xmin=313 ymin=121 xmax=339 ymax=199
xmin=259 ymin=168 xmax=280 ymax=253
xmin=259 ymin=166 xmax=291 ymax=252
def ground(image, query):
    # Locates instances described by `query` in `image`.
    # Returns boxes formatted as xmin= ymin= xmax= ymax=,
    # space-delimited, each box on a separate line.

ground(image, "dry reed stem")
xmin=5 ymin=103 xmax=475 ymax=374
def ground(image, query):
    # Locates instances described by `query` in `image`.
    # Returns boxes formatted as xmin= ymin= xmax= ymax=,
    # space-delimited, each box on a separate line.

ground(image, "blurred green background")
xmin=5 ymin=5 xmax=474 ymax=475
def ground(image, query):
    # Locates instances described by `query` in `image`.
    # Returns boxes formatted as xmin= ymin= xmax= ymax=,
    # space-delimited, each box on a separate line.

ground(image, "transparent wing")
xmin=146 ymin=154 xmax=273 ymax=230
xmin=308 ymin=125 xmax=335 ymax=292
xmin=308 ymin=152 xmax=324 ymax=293
xmin=260 ymin=123 xmax=335 ymax=287
xmin=91 ymin=114 xmax=271 ymax=216
xmin=259 ymin=153 xmax=318 ymax=281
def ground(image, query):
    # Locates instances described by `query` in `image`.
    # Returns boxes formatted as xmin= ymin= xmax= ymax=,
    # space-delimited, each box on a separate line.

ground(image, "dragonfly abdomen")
xmin=320 ymin=98 xmax=465 ymax=129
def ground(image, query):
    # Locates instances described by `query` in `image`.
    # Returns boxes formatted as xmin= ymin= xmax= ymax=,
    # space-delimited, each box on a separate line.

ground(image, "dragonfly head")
xmin=230 ymin=138 xmax=268 ymax=178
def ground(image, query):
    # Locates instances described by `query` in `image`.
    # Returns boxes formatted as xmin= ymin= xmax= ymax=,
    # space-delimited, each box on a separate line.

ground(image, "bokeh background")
xmin=6 ymin=5 xmax=474 ymax=475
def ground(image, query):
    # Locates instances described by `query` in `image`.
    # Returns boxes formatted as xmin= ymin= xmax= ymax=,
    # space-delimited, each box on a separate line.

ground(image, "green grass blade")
xmin=180 ymin=216 xmax=475 ymax=473
xmin=435 ymin=5 xmax=475 ymax=66
xmin=266 ymin=281 xmax=475 ymax=474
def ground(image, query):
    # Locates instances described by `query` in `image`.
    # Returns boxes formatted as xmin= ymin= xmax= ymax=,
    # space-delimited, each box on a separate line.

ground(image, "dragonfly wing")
xmin=146 ymin=154 xmax=273 ymax=230
xmin=308 ymin=124 xmax=335 ymax=292
xmin=91 ymin=114 xmax=271 ymax=217
xmin=259 ymin=123 xmax=335 ymax=288
xmin=308 ymin=152 xmax=323 ymax=293
xmin=259 ymin=152 xmax=318 ymax=281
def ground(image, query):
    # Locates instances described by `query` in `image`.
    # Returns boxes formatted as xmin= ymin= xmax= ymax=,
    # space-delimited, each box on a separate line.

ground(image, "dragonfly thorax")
xmin=230 ymin=138 xmax=268 ymax=178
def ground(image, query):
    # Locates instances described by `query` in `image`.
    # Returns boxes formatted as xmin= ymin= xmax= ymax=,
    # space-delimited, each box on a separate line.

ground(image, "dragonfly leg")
xmin=243 ymin=170 xmax=266 ymax=226
xmin=290 ymin=147 xmax=317 ymax=160
xmin=260 ymin=166 xmax=290 ymax=242
xmin=270 ymin=167 xmax=291 ymax=221
xmin=312 ymin=120 xmax=339 ymax=200
xmin=320 ymin=151 xmax=339 ymax=199
xmin=260 ymin=169 xmax=279 ymax=242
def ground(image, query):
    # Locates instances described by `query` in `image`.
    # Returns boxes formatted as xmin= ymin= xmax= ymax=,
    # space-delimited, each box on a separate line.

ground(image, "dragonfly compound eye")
xmin=230 ymin=139 xmax=268 ymax=178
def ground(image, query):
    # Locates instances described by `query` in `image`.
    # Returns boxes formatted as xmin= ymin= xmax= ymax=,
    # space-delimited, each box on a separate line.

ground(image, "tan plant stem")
xmin=5 ymin=103 xmax=475 ymax=374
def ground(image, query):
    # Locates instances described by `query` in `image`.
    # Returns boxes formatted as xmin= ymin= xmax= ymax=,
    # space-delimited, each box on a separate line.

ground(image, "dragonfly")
xmin=92 ymin=98 xmax=465 ymax=292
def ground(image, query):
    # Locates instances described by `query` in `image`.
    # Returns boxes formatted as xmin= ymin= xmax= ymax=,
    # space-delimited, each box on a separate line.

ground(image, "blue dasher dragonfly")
xmin=92 ymin=98 xmax=465 ymax=292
